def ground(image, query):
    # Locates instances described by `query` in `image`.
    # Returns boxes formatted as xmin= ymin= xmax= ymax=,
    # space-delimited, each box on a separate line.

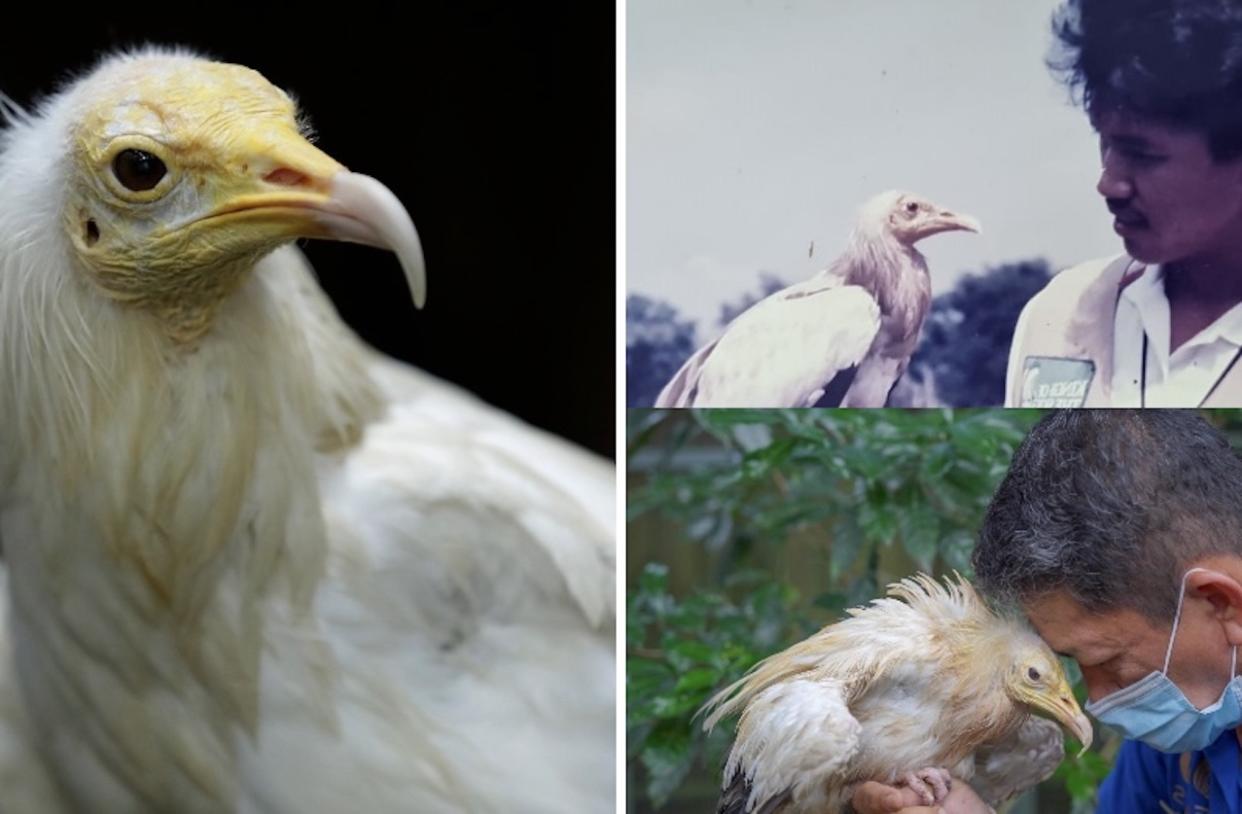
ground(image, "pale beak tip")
xmin=1073 ymin=714 xmax=1093 ymax=754
xmin=328 ymin=171 xmax=428 ymax=312
xmin=933 ymin=210 xmax=981 ymax=235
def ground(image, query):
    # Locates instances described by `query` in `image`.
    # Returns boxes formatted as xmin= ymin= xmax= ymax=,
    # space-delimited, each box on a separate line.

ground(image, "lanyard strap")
xmin=1141 ymin=331 xmax=1242 ymax=407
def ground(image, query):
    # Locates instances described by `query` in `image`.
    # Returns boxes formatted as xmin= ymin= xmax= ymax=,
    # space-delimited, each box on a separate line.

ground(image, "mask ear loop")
xmin=1163 ymin=568 xmax=1239 ymax=679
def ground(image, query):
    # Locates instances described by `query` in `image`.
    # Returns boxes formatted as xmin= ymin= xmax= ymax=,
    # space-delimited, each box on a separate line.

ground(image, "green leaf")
xmin=664 ymin=639 xmax=716 ymax=672
xmin=639 ymin=562 xmax=670 ymax=595
xmin=674 ymin=667 xmax=721 ymax=693
xmin=641 ymin=724 xmax=695 ymax=806
xmin=938 ymin=528 xmax=976 ymax=573
xmin=829 ymin=515 xmax=864 ymax=580
xmin=858 ymin=501 xmax=897 ymax=545
xmin=731 ymin=422 xmax=773 ymax=451
xmin=811 ymin=590 xmax=848 ymax=615
xmin=650 ymin=692 xmax=707 ymax=719
xmin=897 ymin=501 xmax=940 ymax=571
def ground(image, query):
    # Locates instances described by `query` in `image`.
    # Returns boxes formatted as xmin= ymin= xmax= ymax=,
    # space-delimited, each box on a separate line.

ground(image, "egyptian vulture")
xmin=701 ymin=574 xmax=1091 ymax=814
xmin=0 ymin=48 xmax=614 ymax=813
xmin=655 ymin=191 xmax=979 ymax=408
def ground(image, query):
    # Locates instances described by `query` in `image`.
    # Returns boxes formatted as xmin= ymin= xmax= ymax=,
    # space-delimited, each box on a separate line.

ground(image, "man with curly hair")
xmin=1007 ymin=0 xmax=1242 ymax=409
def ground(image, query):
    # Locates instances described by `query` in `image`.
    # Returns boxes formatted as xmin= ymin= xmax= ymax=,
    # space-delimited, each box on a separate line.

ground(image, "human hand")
xmin=851 ymin=779 xmax=994 ymax=814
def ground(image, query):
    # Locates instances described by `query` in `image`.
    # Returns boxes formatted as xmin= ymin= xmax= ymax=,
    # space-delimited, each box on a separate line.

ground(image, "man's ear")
xmin=1187 ymin=567 xmax=1242 ymax=645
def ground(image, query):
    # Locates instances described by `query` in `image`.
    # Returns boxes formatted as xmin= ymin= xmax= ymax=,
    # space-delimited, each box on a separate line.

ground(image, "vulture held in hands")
xmin=701 ymin=573 xmax=1092 ymax=814
xmin=0 ymin=49 xmax=614 ymax=813
xmin=656 ymin=191 xmax=980 ymax=408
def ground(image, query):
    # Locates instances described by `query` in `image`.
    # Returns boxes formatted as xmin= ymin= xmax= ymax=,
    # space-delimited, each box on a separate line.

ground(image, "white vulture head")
xmin=855 ymin=189 xmax=982 ymax=246
xmin=6 ymin=48 xmax=424 ymax=343
xmin=0 ymin=48 xmax=616 ymax=813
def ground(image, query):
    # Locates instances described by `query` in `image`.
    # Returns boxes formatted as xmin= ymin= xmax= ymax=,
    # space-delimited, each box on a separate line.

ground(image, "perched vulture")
xmin=0 ymin=49 xmax=614 ymax=813
xmin=655 ymin=191 xmax=980 ymax=408
xmin=701 ymin=574 xmax=1091 ymax=814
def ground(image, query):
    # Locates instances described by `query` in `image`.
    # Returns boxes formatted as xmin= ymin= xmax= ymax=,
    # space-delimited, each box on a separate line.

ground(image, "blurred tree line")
xmin=626 ymin=409 xmax=1242 ymax=813
xmin=626 ymin=259 xmax=1052 ymax=408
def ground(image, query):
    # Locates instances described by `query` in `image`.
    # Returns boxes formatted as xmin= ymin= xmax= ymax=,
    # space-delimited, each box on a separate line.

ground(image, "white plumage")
xmin=655 ymin=191 xmax=980 ymax=408
xmin=701 ymin=575 xmax=1090 ymax=814
xmin=0 ymin=49 xmax=614 ymax=813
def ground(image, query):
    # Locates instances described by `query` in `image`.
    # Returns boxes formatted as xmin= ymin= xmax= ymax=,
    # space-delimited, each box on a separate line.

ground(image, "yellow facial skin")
xmin=64 ymin=57 xmax=367 ymax=341
xmin=1008 ymin=651 xmax=1095 ymax=752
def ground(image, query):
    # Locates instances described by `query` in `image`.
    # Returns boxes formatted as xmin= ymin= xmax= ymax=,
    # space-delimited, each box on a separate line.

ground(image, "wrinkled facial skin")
xmin=1006 ymin=639 xmax=1093 ymax=748
xmin=1094 ymin=110 xmax=1242 ymax=269
xmin=1027 ymin=589 xmax=1235 ymax=710
xmin=64 ymin=59 xmax=345 ymax=339
xmin=887 ymin=196 xmax=980 ymax=244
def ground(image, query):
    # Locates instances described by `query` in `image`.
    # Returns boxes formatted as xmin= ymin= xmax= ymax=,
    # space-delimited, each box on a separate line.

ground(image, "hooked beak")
xmin=925 ymin=208 xmax=982 ymax=237
xmin=186 ymin=127 xmax=427 ymax=309
xmin=1024 ymin=675 xmax=1094 ymax=756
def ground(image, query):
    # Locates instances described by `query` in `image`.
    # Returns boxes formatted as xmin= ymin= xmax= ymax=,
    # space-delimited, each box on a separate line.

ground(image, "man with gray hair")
xmin=855 ymin=410 xmax=1242 ymax=813
xmin=976 ymin=411 xmax=1242 ymax=811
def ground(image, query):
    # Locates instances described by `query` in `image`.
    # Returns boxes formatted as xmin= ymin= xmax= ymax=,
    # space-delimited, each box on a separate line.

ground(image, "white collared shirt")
xmin=1112 ymin=265 xmax=1242 ymax=406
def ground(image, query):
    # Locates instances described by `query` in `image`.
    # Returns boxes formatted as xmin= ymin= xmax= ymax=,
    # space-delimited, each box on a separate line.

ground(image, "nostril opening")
xmin=264 ymin=167 xmax=310 ymax=187
xmin=84 ymin=219 xmax=100 ymax=246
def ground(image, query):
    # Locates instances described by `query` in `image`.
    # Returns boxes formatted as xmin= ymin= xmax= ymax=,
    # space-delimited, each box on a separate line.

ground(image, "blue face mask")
xmin=1085 ymin=568 xmax=1242 ymax=754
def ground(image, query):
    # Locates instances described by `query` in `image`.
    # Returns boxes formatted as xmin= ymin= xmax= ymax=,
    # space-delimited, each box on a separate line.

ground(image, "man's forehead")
xmin=1023 ymin=590 xmax=1136 ymax=655
xmin=1090 ymin=107 xmax=1200 ymax=147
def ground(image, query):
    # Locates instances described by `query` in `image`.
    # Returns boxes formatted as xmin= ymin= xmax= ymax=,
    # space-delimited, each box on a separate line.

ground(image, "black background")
xmin=0 ymin=4 xmax=615 ymax=457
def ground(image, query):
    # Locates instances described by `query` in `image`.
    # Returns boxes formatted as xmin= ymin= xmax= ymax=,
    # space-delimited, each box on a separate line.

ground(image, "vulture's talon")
xmin=898 ymin=771 xmax=934 ymax=805
xmin=899 ymin=767 xmax=952 ymax=805
xmin=919 ymin=767 xmax=953 ymax=802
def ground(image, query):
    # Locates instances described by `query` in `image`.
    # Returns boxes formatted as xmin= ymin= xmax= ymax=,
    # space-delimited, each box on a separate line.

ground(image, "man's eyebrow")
xmin=1107 ymin=133 xmax=1160 ymax=150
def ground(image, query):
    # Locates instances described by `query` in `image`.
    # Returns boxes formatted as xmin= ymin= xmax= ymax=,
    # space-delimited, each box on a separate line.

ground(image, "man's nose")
xmin=1081 ymin=666 xmax=1119 ymax=703
xmin=1098 ymin=149 xmax=1134 ymax=200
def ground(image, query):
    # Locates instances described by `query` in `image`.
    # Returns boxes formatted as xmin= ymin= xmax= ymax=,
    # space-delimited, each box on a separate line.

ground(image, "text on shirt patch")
xmin=1019 ymin=357 xmax=1095 ymax=407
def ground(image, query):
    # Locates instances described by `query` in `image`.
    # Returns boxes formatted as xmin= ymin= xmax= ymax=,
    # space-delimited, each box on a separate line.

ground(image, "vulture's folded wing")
xmin=653 ymin=338 xmax=719 ymax=408
xmin=0 ymin=567 xmax=66 ymax=813
xmin=691 ymin=279 xmax=881 ymax=408
xmin=254 ymin=246 xmax=615 ymax=812
xmin=969 ymin=715 xmax=1065 ymax=807
xmin=720 ymin=677 xmax=861 ymax=814
xmin=263 ymin=244 xmax=615 ymax=631
xmin=308 ymin=356 xmax=615 ymax=812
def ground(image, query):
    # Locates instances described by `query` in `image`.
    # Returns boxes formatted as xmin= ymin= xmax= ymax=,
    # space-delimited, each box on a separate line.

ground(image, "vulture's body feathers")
xmin=656 ymin=192 xmax=979 ymax=408
xmin=702 ymin=575 xmax=1090 ymax=814
xmin=0 ymin=49 xmax=613 ymax=813
xmin=660 ymin=276 xmax=880 ymax=408
xmin=969 ymin=716 xmax=1070 ymax=806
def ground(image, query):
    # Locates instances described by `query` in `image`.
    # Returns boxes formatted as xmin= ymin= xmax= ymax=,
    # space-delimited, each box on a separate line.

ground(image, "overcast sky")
xmin=628 ymin=0 xmax=1120 ymax=330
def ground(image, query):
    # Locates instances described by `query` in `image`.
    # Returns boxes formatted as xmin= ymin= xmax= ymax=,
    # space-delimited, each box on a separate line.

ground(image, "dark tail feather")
xmin=813 ymin=364 xmax=858 ymax=407
xmin=718 ymin=768 xmax=792 ymax=814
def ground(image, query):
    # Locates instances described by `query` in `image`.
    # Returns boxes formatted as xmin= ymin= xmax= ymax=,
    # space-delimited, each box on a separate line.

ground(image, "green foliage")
xmin=628 ymin=562 xmax=811 ymax=806
xmin=627 ymin=408 xmax=1103 ymax=811
xmin=629 ymin=408 xmax=1039 ymax=562
xmin=1055 ymin=741 xmax=1114 ymax=813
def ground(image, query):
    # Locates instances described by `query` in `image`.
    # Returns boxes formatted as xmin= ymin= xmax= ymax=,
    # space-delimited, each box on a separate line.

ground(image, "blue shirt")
xmin=1096 ymin=731 xmax=1242 ymax=813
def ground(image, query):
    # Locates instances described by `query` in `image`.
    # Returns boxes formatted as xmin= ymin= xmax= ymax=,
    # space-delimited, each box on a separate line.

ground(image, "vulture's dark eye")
xmin=905 ymin=201 xmax=919 ymax=214
xmin=112 ymin=149 xmax=167 ymax=192
xmin=1028 ymin=667 xmax=1041 ymax=681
